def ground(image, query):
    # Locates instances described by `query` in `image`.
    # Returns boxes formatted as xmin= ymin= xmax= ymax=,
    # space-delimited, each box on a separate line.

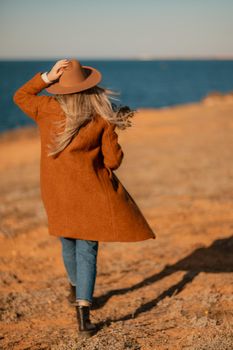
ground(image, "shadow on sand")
xmin=93 ymin=235 xmax=233 ymax=327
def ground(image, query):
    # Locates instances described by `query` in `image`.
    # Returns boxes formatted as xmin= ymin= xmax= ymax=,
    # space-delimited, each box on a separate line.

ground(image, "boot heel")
xmin=76 ymin=305 xmax=98 ymax=338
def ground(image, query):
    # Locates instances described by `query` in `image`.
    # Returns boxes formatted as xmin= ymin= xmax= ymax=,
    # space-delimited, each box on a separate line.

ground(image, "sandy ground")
xmin=0 ymin=100 xmax=233 ymax=349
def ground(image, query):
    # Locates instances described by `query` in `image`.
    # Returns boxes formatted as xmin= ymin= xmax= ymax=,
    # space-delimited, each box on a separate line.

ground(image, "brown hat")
xmin=45 ymin=59 xmax=102 ymax=94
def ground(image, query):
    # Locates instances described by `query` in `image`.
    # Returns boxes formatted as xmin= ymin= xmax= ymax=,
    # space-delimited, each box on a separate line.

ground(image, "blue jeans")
xmin=59 ymin=237 xmax=99 ymax=304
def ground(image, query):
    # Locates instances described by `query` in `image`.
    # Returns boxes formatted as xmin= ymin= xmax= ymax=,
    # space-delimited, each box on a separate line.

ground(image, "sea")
xmin=1 ymin=59 xmax=233 ymax=133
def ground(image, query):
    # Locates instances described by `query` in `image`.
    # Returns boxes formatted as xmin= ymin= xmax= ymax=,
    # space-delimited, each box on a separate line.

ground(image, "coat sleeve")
xmin=101 ymin=122 xmax=124 ymax=170
xmin=13 ymin=72 xmax=53 ymax=122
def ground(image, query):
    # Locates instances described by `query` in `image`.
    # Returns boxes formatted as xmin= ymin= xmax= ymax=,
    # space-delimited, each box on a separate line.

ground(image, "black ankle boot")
xmin=76 ymin=305 xmax=98 ymax=337
xmin=67 ymin=282 xmax=76 ymax=305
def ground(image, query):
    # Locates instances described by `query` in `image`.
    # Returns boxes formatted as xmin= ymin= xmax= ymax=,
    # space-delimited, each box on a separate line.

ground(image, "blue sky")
xmin=1 ymin=0 xmax=233 ymax=59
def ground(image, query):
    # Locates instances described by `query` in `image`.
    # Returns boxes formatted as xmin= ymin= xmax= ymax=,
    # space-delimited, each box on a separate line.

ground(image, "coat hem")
xmin=49 ymin=230 xmax=155 ymax=242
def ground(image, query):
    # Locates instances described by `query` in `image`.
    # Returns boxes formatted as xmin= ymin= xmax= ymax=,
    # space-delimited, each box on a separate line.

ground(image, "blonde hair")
xmin=46 ymin=85 xmax=136 ymax=158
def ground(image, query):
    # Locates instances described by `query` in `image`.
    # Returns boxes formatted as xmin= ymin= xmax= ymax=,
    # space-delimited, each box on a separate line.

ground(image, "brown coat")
xmin=13 ymin=72 xmax=156 ymax=242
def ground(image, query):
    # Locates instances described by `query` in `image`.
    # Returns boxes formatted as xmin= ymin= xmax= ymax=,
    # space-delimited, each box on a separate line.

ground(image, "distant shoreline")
xmin=1 ymin=90 xmax=233 ymax=138
xmin=2 ymin=60 xmax=233 ymax=133
xmin=0 ymin=100 xmax=201 ymax=138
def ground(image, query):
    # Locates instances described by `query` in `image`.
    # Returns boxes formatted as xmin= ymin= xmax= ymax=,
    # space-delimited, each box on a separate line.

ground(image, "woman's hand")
xmin=47 ymin=59 xmax=70 ymax=82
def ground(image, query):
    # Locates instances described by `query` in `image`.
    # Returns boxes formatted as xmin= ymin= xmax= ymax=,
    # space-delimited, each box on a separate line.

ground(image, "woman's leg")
xmin=75 ymin=239 xmax=99 ymax=306
xmin=59 ymin=237 xmax=76 ymax=286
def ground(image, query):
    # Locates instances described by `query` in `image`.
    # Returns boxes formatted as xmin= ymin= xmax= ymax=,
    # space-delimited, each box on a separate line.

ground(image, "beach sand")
xmin=0 ymin=99 xmax=233 ymax=349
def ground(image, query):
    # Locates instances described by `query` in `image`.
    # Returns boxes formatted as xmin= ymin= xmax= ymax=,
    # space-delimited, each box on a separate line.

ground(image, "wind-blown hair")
xmin=46 ymin=85 xmax=136 ymax=158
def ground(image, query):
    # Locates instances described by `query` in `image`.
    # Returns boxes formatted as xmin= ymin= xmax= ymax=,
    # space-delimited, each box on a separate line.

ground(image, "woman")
xmin=13 ymin=59 xmax=156 ymax=338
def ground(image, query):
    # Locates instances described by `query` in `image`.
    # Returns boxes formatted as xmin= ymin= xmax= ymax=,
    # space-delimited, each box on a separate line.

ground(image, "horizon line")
xmin=0 ymin=55 xmax=233 ymax=61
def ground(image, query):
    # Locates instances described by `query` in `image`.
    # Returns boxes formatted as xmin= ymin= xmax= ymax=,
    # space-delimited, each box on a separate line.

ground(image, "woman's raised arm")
xmin=13 ymin=72 xmax=53 ymax=121
xmin=13 ymin=59 xmax=70 ymax=121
